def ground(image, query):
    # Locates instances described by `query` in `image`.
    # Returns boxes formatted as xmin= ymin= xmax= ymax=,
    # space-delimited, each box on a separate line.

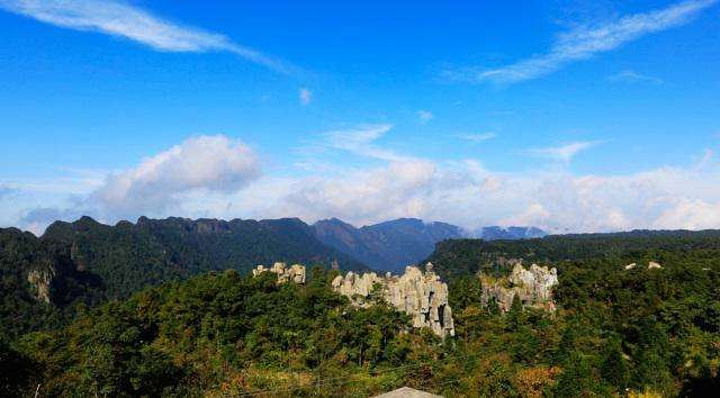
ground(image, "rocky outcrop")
xmin=624 ymin=261 xmax=662 ymax=270
xmin=480 ymin=263 xmax=558 ymax=313
xmin=27 ymin=267 xmax=56 ymax=303
xmin=332 ymin=263 xmax=455 ymax=339
xmin=252 ymin=262 xmax=306 ymax=284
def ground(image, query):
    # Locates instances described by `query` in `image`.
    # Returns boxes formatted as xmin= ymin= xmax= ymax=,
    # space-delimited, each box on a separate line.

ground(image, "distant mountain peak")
xmin=313 ymin=217 xmax=464 ymax=273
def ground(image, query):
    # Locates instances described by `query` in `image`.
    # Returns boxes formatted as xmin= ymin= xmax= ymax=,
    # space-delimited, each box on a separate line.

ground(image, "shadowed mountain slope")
xmin=0 ymin=216 xmax=366 ymax=337
xmin=313 ymin=218 xmax=464 ymax=273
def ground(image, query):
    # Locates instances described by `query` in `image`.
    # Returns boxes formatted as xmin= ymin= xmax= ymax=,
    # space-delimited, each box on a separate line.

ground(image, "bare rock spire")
xmin=332 ymin=263 xmax=455 ymax=339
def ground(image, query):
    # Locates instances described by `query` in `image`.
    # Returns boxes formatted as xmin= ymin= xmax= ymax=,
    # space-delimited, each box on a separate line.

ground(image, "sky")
xmin=0 ymin=0 xmax=719 ymax=235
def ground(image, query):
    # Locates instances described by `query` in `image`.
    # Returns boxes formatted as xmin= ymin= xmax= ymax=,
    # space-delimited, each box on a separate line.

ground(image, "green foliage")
xmin=3 ymin=227 xmax=720 ymax=396
xmin=15 ymin=269 xmax=425 ymax=396
xmin=41 ymin=216 xmax=366 ymax=299
xmin=553 ymin=352 xmax=597 ymax=397
xmin=0 ymin=216 xmax=367 ymax=339
xmin=427 ymin=230 xmax=720 ymax=397
xmin=600 ymin=337 xmax=630 ymax=389
xmin=0 ymin=338 xmax=37 ymax=398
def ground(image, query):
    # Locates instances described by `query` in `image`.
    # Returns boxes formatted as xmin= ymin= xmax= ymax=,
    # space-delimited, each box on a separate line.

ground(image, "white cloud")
xmin=91 ymin=135 xmax=261 ymax=217
xmin=653 ymin=199 xmax=720 ymax=230
xmin=526 ymin=141 xmax=603 ymax=163
xmin=417 ymin=110 xmax=434 ymax=124
xmin=260 ymin=154 xmax=720 ymax=233
xmin=607 ymin=70 xmax=664 ymax=84
xmin=320 ymin=124 xmax=412 ymax=162
xmin=9 ymin=131 xmax=720 ymax=236
xmin=19 ymin=154 xmax=720 ymax=235
xmin=299 ymin=88 xmax=312 ymax=105
xmin=449 ymin=0 xmax=716 ymax=84
xmin=273 ymin=160 xmax=439 ymax=224
xmin=0 ymin=0 xmax=290 ymax=72
xmin=459 ymin=132 xmax=497 ymax=144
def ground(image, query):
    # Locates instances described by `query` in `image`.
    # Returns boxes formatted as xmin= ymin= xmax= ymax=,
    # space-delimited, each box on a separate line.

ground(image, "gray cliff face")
xmin=331 ymin=263 xmax=455 ymax=339
xmin=27 ymin=267 xmax=56 ymax=303
xmin=480 ymin=263 xmax=558 ymax=312
xmin=252 ymin=262 xmax=306 ymax=284
xmin=253 ymin=261 xmax=456 ymax=338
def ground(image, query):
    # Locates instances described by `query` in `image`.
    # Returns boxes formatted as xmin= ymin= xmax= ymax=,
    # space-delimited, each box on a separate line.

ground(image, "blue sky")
xmin=0 ymin=0 xmax=719 ymax=234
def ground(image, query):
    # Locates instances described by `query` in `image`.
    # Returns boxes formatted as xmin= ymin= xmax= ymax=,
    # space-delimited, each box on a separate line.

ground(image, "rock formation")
xmin=624 ymin=261 xmax=662 ymax=270
xmin=27 ymin=267 xmax=56 ymax=303
xmin=252 ymin=262 xmax=306 ymax=284
xmin=480 ymin=263 xmax=558 ymax=313
xmin=332 ymin=263 xmax=455 ymax=339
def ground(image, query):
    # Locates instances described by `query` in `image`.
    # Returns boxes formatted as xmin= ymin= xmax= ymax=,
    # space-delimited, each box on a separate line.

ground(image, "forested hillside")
xmin=41 ymin=216 xmax=365 ymax=299
xmin=0 ymin=216 xmax=365 ymax=339
xmin=430 ymin=230 xmax=720 ymax=396
xmin=2 ymin=227 xmax=720 ymax=397
xmin=426 ymin=229 xmax=720 ymax=279
xmin=4 ymin=250 xmax=719 ymax=397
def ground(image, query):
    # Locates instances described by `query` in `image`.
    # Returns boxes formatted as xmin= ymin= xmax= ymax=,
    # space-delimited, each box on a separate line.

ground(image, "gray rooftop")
xmin=372 ymin=387 xmax=444 ymax=398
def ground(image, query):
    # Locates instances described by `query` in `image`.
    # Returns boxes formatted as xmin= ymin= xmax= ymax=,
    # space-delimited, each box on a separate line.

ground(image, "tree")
xmin=600 ymin=337 xmax=629 ymax=391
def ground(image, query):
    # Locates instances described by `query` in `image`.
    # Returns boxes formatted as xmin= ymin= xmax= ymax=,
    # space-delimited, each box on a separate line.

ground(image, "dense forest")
xmin=41 ymin=216 xmax=366 ymax=299
xmin=1 ymin=226 xmax=720 ymax=396
xmin=426 ymin=229 xmax=720 ymax=279
xmin=0 ymin=216 xmax=365 ymax=339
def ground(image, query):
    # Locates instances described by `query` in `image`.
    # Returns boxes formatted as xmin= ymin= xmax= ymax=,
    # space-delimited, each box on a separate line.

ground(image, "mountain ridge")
xmin=312 ymin=217 xmax=547 ymax=272
xmin=0 ymin=215 xmax=369 ymax=338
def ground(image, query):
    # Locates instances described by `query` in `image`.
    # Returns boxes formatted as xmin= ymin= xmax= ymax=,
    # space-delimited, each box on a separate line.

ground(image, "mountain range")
xmin=313 ymin=218 xmax=463 ymax=273
xmin=0 ymin=214 xmax=546 ymax=337
xmin=313 ymin=218 xmax=547 ymax=272
xmin=1 ymin=215 xmax=368 ymax=337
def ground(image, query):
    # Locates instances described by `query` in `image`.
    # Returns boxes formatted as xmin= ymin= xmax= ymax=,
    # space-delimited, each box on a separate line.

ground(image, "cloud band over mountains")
xmin=6 ymin=132 xmax=720 ymax=236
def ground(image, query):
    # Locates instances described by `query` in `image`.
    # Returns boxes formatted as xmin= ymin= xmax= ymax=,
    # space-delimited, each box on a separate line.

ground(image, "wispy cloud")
xmin=527 ymin=140 xmax=604 ymax=163
xmin=417 ymin=110 xmax=434 ymax=124
xmin=0 ymin=0 xmax=291 ymax=73
xmin=322 ymin=124 xmax=411 ymax=162
xmin=607 ymin=70 xmax=664 ymax=84
xmin=458 ymin=132 xmax=497 ymax=144
xmin=299 ymin=88 xmax=312 ymax=105
xmin=448 ymin=0 xmax=716 ymax=84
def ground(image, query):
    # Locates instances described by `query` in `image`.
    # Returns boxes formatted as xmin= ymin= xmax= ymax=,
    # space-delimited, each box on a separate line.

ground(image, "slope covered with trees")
xmin=426 ymin=229 xmax=720 ymax=279
xmin=431 ymin=230 xmax=720 ymax=396
xmin=2 ymin=227 xmax=720 ymax=397
xmin=0 ymin=216 xmax=366 ymax=339
xmin=41 ymin=216 xmax=366 ymax=299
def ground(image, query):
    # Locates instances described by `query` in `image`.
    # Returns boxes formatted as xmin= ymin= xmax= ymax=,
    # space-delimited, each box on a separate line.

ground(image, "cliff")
xmin=480 ymin=263 xmax=558 ymax=312
xmin=27 ymin=267 xmax=56 ymax=303
xmin=332 ymin=263 xmax=455 ymax=339
xmin=252 ymin=262 xmax=306 ymax=284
